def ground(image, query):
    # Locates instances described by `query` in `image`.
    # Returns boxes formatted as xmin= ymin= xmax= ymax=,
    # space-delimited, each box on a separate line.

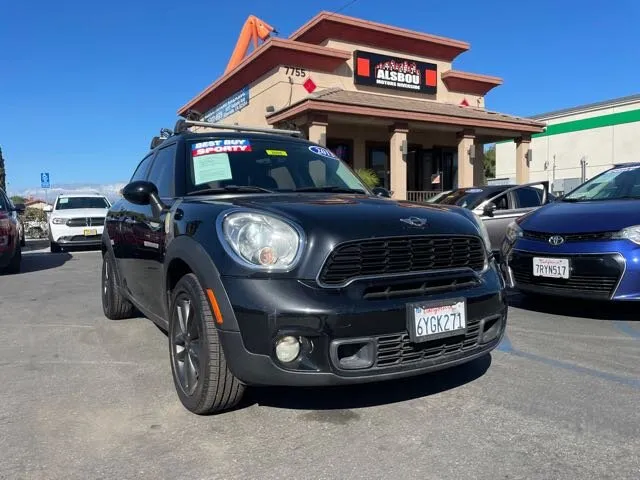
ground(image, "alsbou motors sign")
xmin=353 ymin=50 xmax=438 ymax=94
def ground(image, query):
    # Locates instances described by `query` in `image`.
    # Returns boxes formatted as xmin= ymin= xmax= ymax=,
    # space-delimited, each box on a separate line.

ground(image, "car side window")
xmin=0 ymin=192 xmax=8 ymax=211
xmin=492 ymin=193 xmax=509 ymax=210
xmin=130 ymin=153 xmax=155 ymax=182
xmin=515 ymin=187 xmax=543 ymax=208
xmin=147 ymin=143 xmax=177 ymax=198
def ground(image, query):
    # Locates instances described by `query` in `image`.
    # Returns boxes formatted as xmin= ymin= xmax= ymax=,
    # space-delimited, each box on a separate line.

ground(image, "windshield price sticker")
xmin=309 ymin=146 xmax=337 ymax=158
xmin=193 ymin=139 xmax=252 ymax=156
xmin=411 ymin=300 xmax=466 ymax=342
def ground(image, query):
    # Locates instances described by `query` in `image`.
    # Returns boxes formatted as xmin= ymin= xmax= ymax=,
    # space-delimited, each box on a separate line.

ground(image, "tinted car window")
xmin=147 ymin=144 xmax=177 ymax=198
xmin=130 ymin=153 xmax=155 ymax=182
xmin=55 ymin=197 xmax=110 ymax=210
xmin=187 ymin=139 xmax=368 ymax=193
xmin=493 ymin=193 xmax=509 ymax=210
xmin=436 ymin=189 xmax=489 ymax=209
xmin=514 ymin=187 xmax=543 ymax=208
xmin=0 ymin=192 xmax=8 ymax=211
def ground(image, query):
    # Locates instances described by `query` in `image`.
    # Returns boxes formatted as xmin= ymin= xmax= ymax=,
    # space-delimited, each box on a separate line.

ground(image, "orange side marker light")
xmin=206 ymin=288 xmax=224 ymax=324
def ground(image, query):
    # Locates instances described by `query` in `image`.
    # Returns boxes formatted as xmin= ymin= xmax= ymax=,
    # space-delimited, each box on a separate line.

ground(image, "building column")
xmin=456 ymin=129 xmax=475 ymax=188
xmin=306 ymin=114 xmax=328 ymax=146
xmin=352 ymin=137 xmax=366 ymax=170
xmin=389 ymin=122 xmax=409 ymax=200
xmin=473 ymin=143 xmax=485 ymax=186
xmin=515 ymin=134 xmax=531 ymax=184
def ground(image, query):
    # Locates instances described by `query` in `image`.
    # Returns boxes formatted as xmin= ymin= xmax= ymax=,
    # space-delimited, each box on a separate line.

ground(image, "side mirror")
xmin=372 ymin=187 xmax=392 ymax=198
xmin=43 ymin=204 xmax=53 ymax=213
xmin=122 ymin=181 xmax=158 ymax=205
xmin=122 ymin=180 xmax=167 ymax=217
xmin=13 ymin=203 xmax=25 ymax=214
xmin=483 ymin=201 xmax=497 ymax=217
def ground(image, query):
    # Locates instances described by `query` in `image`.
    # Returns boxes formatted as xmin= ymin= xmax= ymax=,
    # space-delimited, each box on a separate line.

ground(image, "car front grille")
xmin=522 ymin=230 xmax=616 ymax=242
xmin=318 ymin=236 xmax=486 ymax=286
xmin=65 ymin=217 xmax=105 ymax=227
xmin=374 ymin=316 xmax=494 ymax=368
xmin=509 ymin=251 xmax=623 ymax=299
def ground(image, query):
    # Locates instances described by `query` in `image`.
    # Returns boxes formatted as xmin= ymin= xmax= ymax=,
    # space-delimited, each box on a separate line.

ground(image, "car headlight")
xmin=612 ymin=225 xmax=640 ymax=245
xmin=219 ymin=211 xmax=304 ymax=270
xmin=51 ymin=217 xmax=66 ymax=225
xmin=505 ymin=221 xmax=523 ymax=243
xmin=472 ymin=212 xmax=492 ymax=252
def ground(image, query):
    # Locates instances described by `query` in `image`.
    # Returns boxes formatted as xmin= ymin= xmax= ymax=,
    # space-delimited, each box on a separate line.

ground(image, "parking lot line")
xmin=613 ymin=321 xmax=640 ymax=340
xmin=496 ymin=333 xmax=640 ymax=390
xmin=496 ymin=334 xmax=513 ymax=352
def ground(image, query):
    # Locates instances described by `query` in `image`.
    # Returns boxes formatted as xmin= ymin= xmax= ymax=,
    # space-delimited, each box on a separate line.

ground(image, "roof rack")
xmin=173 ymin=119 xmax=303 ymax=138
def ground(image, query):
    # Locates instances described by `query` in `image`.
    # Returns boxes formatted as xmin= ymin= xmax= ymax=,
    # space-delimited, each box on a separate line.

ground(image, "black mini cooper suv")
xmin=101 ymin=119 xmax=508 ymax=414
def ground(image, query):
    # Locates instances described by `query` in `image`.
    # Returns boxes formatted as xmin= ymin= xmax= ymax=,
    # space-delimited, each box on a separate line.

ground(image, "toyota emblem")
xmin=400 ymin=217 xmax=428 ymax=227
xmin=548 ymin=235 xmax=565 ymax=246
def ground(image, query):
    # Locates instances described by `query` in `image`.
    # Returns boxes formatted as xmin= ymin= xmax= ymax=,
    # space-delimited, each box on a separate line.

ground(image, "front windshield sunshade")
xmin=563 ymin=165 xmax=640 ymax=201
xmin=188 ymin=139 xmax=368 ymax=195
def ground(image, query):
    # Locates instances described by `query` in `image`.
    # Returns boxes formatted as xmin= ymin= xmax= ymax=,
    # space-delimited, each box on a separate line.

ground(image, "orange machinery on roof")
xmin=224 ymin=15 xmax=277 ymax=74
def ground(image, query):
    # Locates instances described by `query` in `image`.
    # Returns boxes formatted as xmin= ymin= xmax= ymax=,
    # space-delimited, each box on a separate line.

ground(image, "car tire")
xmin=50 ymin=242 xmax=61 ymax=253
xmin=101 ymin=250 xmax=136 ymax=320
xmin=3 ymin=243 xmax=21 ymax=274
xmin=169 ymin=273 xmax=245 ymax=415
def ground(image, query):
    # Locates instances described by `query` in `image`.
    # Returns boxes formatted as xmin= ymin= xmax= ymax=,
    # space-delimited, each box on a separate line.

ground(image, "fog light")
xmin=275 ymin=336 xmax=301 ymax=363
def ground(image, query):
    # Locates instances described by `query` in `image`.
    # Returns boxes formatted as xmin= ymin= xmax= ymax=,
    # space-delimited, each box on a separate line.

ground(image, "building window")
xmin=366 ymin=143 xmax=390 ymax=190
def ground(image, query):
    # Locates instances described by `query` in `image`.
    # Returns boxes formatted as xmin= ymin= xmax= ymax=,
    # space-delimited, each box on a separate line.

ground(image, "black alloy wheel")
xmin=171 ymin=294 xmax=202 ymax=397
xmin=168 ymin=274 xmax=245 ymax=415
xmin=101 ymin=250 xmax=136 ymax=320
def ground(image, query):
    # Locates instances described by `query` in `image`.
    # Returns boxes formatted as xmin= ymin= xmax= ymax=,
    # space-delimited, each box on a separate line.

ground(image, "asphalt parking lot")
xmin=1 ymin=247 xmax=638 ymax=480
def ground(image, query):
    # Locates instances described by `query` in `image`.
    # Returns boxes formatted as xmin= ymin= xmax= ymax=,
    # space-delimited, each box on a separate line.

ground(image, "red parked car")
xmin=0 ymin=188 xmax=24 ymax=274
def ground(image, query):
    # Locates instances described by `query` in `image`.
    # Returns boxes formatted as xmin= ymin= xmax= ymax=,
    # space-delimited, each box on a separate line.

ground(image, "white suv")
xmin=47 ymin=193 xmax=111 ymax=252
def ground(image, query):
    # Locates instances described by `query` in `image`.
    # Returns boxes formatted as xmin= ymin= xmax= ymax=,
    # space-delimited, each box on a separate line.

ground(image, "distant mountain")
xmin=10 ymin=182 xmax=126 ymax=203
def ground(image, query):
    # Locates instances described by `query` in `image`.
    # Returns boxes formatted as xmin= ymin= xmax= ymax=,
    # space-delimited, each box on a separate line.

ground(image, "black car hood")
xmin=520 ymin=199 xmax=640 ymax=233
xmin=199 ymin=193 xmax=482 ymax=278
xmin=208 ymin=193 xmax=480 ymax=239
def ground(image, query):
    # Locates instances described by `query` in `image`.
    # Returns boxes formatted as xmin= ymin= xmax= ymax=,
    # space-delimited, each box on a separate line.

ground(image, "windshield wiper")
xmin=293 ymin=186 xmax=365 ymax=194
xmin=186 ymin=185 xmax=274 ymax=196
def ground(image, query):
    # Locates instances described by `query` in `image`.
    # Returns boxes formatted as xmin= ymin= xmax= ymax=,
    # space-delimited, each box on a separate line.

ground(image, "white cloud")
xmin=9 ymin=182 xmax=126 ymax=203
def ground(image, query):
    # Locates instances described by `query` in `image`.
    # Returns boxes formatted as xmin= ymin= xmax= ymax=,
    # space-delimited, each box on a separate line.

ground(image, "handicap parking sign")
xmin=40 ymin=172 xmax=50 ymax=189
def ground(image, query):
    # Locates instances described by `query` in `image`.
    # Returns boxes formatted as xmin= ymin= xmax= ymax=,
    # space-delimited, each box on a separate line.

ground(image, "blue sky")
xmin=1 ymin=0 xmax=638 ymax=194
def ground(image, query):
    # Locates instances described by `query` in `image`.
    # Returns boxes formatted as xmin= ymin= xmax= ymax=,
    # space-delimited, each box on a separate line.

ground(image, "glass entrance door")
xmin=422 ymin=147 xmax=458 ymax=191
xmin=367 ymin=144 xmax=390 ymax=190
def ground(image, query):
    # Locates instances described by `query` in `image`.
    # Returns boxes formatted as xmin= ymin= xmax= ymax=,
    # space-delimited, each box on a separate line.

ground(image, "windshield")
xmin=187 ymin=138 xmax=369 ymax=194
xmin=563 ymin=165 xmax=640 ymax=201
xmin=433 ymin=188 xmax=489 ymax=209
xmin=55 ymin=196 xmax=110 ymax=210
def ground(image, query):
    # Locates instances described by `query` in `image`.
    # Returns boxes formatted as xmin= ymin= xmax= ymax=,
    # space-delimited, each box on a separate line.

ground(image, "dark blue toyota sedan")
xmin=501 ymin=163 xmax=640 ymax=301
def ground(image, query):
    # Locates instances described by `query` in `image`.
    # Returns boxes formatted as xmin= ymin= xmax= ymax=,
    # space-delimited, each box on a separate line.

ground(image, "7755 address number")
xmin=284 ymin=66 xmax=307 ymax=77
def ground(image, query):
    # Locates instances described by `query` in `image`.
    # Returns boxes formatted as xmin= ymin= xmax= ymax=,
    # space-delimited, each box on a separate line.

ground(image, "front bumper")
xmin=50 ymin=225 xmax=104 ymax=246
xmin=216 ymin=261 xmax=507 ymax=386
xmin=502 ymin=237 xmax=640 ymax=301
